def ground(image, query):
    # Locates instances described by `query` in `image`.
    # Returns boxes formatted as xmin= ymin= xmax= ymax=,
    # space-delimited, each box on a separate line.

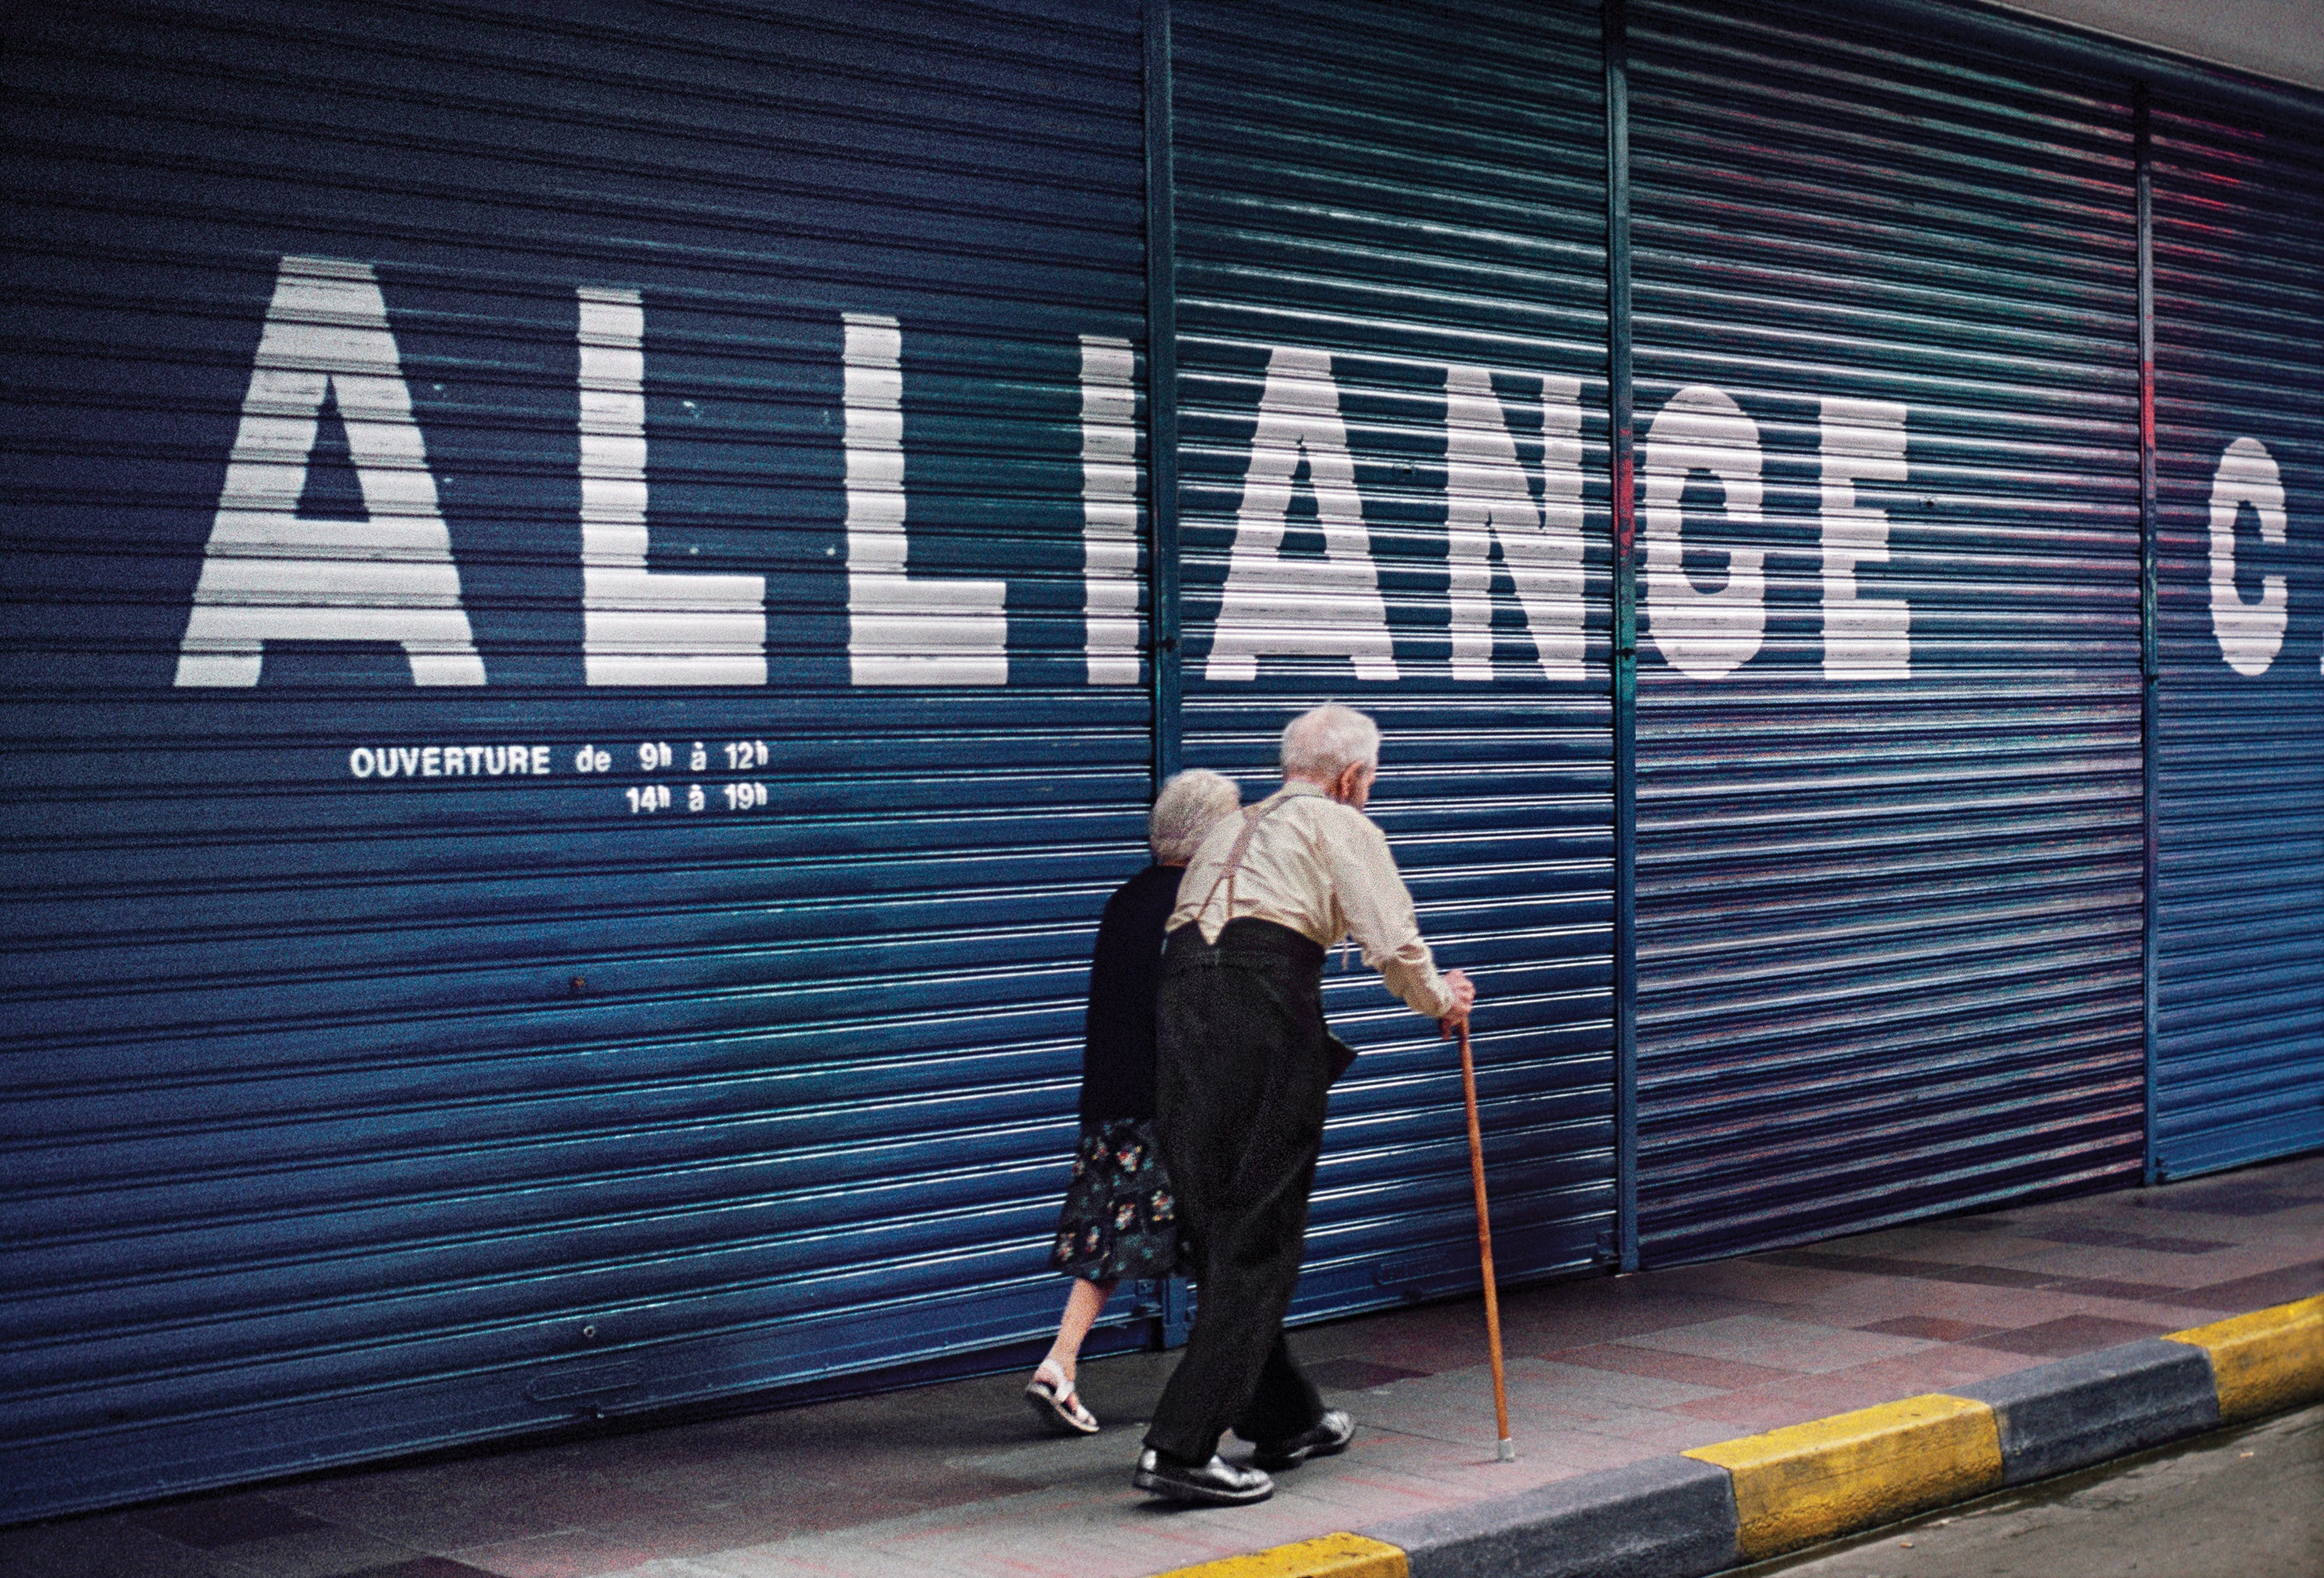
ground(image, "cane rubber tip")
xmin=1497 ymin=1438 xmax=1517 ymax=1463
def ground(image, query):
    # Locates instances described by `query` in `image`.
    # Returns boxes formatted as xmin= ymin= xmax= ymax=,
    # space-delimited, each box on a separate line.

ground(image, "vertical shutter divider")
xmin=2133 ymin=77 xmax=2160 ymax=1188
xmin=1606 ymin=0 xmax=1642 ymax=1275
xmin=1145 ymin=0 xmax=1182 ymax=789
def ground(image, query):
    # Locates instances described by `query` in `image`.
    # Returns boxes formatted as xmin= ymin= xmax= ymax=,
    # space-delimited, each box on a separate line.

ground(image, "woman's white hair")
xmin=1149 ymin=768 xmax=1241 ymax=865
xmin=1280 ymin=703 xmax=1381 ymax=782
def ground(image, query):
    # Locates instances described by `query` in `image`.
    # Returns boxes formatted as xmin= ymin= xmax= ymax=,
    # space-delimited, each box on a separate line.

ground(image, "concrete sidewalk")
xmin=8 ymin=1156 xmax=2321 ymax=1578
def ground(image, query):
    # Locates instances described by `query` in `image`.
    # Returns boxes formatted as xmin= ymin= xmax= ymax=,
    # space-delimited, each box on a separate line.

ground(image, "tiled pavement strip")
xmin=6 ymin=1157 xmax=2320 ymax=1578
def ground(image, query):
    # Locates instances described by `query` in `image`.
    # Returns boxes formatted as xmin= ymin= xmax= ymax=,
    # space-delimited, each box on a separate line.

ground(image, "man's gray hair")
xmin=1281 ymin=703 xmax=1381 ymax=782
xmin=1149 ymin=768 xmax=1242 ymax=865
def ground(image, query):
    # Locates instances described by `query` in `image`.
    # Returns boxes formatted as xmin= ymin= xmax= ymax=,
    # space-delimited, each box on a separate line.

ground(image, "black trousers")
xmin=1143 ymin=920 xmax=1331 ymax=1463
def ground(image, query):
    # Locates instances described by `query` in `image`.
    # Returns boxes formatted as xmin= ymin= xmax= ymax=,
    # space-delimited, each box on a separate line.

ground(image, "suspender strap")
xmin=1194 ymin=795 xmax=1290 ymax=927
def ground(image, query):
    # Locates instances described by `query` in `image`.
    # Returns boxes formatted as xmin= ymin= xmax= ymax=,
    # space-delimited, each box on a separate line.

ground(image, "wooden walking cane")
xmin=1457 ymin=1022 xmax=1516 ymax=1462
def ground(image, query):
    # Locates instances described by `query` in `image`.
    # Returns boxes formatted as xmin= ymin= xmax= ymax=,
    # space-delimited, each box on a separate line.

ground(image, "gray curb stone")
xmin=1959 ymin=1336 xmax=2221 ymax=1486
xmin=1360 ymin=1454 xmax=1739 ymax=1578
xmin=1342 ymin=1338 xmax=2230 ymax=1577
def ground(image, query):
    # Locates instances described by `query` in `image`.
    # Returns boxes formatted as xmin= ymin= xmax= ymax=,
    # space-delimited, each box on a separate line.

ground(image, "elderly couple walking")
xmin=1023 ymin=704 xmax=1477 ymax=1506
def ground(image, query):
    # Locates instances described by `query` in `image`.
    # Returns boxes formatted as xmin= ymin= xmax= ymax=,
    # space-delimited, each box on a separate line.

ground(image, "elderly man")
xmin=1133 ymin=703 xmax=1476 ymax=1506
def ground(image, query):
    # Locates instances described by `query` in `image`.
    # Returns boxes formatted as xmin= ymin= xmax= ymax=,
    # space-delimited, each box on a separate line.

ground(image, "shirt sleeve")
xmin=1322 ymin=810 xmax=1456 ymax=1018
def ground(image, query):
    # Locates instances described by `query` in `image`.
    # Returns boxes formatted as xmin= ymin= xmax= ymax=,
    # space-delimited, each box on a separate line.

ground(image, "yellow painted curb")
xmin=1685 ymin=1392 xmax=2003 ymax=1560
xmin=2165 ymin=1293 xmax=2324 ymax=1422
xmin=1145 ymin=1532 xmax=1406 ymax=1578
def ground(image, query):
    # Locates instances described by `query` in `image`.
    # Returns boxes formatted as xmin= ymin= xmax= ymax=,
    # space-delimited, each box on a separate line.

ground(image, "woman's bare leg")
xmin=1041 ymin=1278 xmax=1119 ymax=1382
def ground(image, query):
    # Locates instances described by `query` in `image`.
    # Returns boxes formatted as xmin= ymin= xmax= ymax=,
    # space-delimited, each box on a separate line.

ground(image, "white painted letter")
xmin=1081 ymin=335 xmax=1140 ymax=685
xmin=577 ymin=288 xmax=766 ymax=686
xmin=1444 ymin=365 xmax=1586 ymax=682
xmin=1819 ymin=397 xmax=1910 ymax=679
xmin=844 ymin=312 xmax=1006 ymax=686
xmin=1205 ymin=346 xmax=1397 ymax=682
xmin=1642 ymin=386 xmax=1765 ymax=679
xmin=2207 ymin=436 xmax=2288 ymax=677
xmin=174 ymin=256 xmax=485 ymax=686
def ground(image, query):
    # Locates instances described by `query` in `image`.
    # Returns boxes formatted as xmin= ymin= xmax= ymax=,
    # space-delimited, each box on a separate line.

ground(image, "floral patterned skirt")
xmin=1047 ymin=1117 xmax=1193 ymax=1282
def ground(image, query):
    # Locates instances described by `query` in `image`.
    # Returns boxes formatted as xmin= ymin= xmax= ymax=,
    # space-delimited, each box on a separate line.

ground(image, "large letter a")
xmin=175 ymin=256 xmax=484 ymax=686
xmin=1205 ymin=346 xmax=1397 ymax=682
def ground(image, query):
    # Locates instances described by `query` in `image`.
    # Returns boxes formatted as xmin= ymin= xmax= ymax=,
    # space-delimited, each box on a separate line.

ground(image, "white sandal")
xmin=1024 ymin=1360 xmax=1101 ymax=1435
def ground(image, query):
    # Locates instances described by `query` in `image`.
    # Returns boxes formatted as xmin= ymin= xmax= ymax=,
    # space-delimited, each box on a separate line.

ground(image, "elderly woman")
xmin=1024 ymin=768 xmax=1243 ymax=1435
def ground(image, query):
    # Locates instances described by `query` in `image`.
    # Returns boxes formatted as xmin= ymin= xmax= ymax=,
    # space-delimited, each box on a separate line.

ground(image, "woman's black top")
xmin=1078 ymin=862 xmax=1185 ymax=1122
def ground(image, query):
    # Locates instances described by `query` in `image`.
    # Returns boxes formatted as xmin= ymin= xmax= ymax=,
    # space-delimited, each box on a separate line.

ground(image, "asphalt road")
xmin=1738 ymin=1402 xmax=2324 ymax=1578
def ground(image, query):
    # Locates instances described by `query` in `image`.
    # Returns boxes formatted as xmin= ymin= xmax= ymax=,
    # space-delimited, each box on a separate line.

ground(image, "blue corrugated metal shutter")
xmin=1626 ymin=0 xmax=2148 ymax=1264
xmin=1171 ymin=0 xmax=1618 ymax=1316
xmin=0 ymin=0 xmax=1151 ymax=1520
xmin=2150 ymin=101 xmax=2324 ymax=1178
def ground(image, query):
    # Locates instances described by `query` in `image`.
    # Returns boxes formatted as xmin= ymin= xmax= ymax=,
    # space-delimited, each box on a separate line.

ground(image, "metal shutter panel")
xmin=0 ymin=0 xmax=1147 ymax=1520
xmin=2150 ymin=101 xmax=2324 ymax=1178
xmin=1628 ymin=0 xmax=2147 ymax=1264
xmin=1172 ymin=0 xmax=1618 ymax=1317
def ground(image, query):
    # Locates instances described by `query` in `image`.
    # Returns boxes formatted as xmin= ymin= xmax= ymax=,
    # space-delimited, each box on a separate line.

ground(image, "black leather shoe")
xmin=1132 ymin=1449 xmax=1275 ymax=1505
xmin=1250 ymin=1408 xmax=1355 ymax=1470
